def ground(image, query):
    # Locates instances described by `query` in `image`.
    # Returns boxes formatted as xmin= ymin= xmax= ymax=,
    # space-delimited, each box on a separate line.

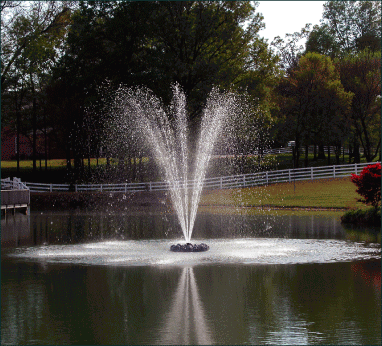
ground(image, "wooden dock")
xmin=1 ymin=178 xmax=30 ymax=215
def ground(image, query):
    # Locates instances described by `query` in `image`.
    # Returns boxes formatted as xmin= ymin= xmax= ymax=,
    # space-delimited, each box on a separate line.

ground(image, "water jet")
xmin=112 ymin=83 xmax=242 ymax=249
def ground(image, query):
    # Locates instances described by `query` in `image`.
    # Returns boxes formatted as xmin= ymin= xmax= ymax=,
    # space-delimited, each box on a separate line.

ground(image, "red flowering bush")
xmin=351 ymin=163 xmax=381 ymax=208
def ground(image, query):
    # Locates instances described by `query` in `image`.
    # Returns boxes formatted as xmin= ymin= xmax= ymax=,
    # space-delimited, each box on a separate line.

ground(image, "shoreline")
xmin=30 ymin=191 xmax=350 ymax=212
xmin=199 ymin=204 xmax=348 ymax=211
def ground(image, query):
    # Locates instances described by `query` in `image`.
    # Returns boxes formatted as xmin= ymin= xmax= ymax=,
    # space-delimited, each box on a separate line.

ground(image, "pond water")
xmin=1 ymin=209 xmax=381 ymax=345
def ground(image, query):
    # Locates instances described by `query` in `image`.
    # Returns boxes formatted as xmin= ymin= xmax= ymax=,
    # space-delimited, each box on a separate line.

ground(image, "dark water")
xmin=1 ymin=210 xmax=381 ymax=345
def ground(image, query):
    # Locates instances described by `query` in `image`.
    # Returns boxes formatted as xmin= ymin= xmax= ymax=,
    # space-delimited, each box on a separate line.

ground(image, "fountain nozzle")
xmin=170 ymin=243 xmax=209 ymax=252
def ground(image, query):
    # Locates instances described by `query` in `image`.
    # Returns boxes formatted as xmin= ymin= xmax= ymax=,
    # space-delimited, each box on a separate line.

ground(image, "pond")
xmin=1 ymin=209 xmax=381 ymax=345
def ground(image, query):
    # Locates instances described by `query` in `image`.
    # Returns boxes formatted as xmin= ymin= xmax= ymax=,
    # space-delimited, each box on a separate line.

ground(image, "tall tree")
xmin=276 ymin=52 xmax=353 ymax=167
xmin=271 ymin=24 xmax=311 ymax=72
xmin=305 ymin=23 xmax=339 ymax=58
xmin=336 ymin=49 xmax=381 ymax=162
xmin=1 ymin=1 xmax=74 ymax=174
xmin=48 ymin=0 xmax=274 ymax=181
xmin=1 ymin=1 xmax=73 ymax=91
xmin=147 ymin=1 xmax=266 ymax=121
xmin=306 ymin=1 xmax=381 ymax=57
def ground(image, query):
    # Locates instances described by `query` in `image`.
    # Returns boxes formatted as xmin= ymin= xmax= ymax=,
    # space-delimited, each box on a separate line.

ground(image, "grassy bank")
xmin=2 ymin=154 xmax=376 ymax=184
xmin=200 ymin=177 xmax=366 ymax=210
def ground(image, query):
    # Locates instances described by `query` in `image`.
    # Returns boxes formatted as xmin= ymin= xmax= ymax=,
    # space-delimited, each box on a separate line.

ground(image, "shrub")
xmin=341 ymin=207 xmax=381 ymax=226
xmin=351 ymin=163 xmax=381 ymax=208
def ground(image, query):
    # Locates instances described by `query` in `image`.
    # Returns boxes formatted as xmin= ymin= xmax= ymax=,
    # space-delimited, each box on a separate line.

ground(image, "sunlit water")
xmin=2 ymin=211 xmax=381 ymax=345
xmin=9 ymin=238 xmax=380 ymax=267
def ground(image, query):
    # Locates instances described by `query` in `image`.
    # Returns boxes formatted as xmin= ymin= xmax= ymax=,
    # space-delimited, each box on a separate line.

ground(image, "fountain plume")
xmin=113 ymin=83 xmax=240 ymax=242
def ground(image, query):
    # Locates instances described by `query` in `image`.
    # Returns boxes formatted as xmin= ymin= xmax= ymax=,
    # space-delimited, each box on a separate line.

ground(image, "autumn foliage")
xmin=351 ymin=163 xmax=381 ymax=207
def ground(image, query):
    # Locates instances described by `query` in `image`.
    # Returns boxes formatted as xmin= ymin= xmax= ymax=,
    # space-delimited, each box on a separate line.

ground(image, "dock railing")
xmin=1 ymin=177 xmax=30 ymax=214
xmin=1 ymin=177 xmax=29 ymax=191
xmin=23 ymin=162 xmax=377 ymax=193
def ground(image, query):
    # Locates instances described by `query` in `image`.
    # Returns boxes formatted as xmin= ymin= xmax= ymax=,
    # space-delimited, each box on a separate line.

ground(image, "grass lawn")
xmin=271 ymin=152 xmax=375 ymax=170
xmin=200 ymin=177 xmax=366 ymax=210
xmin=1 ymin=158 xmax=109 ymax=169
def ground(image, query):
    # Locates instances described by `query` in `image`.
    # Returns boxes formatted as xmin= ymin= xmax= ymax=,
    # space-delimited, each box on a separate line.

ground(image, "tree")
xmin=306 ymin=1 xmax=381 ymax=57
xmin=305 ymin=24 xmax=339 ymax=58
xmin=275 ymin=52 xmax=353 ymax=167
xmin=147 ymin=1 xmax=266 ymax=121
xmin=47 ymin=1 xmax=157 ymax=178
xmin=47 ymin=0 xmax=275 ymax=181
xmin=1 ymin=1 xmax=73 ymax=91
xmin=271 ymin=24 xmax=312 ymax=72
xmin=1 ymin=1 xmax=75 ymax=175
xmin=351 ymin=163 xmax=381 ymax=208
xmin=336 ymin=49 xmax=381 ymax=162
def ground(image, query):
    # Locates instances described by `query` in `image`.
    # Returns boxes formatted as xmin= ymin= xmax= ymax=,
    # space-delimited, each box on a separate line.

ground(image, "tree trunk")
xmin=334 ymin=142 xmax=341 ymax=165
xmin=138 ymin=155 xmax=143 ymax=182
xmin=132 ymin=156 xmax=137 ymax=182
xmin=304 ymin=145 xmax=309 ymax=167
xmin=66 ymin=141 xmax=72 ymax=172
xmin=127 ymin=153 xmax=132 ymax=182
xmin=354 ymin=142 xmax=360 ymax=163
xmin=318 ymin=144 xmax=326 ymax=160
xmin=327 ymin=145 xmax=331 ymax=165
xmin=16 ymin=106 xmax=20 ymax=175
xmin=32 ymin=97 xmax=37 ymax=173
xmin=118 ymin=156 xmax=125 ymax=182
xmin=44 ymin=111 xmax=48 ymax=171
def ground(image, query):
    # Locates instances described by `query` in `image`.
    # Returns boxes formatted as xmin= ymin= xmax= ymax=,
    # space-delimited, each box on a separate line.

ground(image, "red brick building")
xmin=1 ymin=126 xmax=65 ymax=160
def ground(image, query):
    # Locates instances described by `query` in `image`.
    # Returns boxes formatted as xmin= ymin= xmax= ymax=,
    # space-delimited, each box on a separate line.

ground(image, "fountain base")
xmin=170 ymin=243 xmax=209 ymax=252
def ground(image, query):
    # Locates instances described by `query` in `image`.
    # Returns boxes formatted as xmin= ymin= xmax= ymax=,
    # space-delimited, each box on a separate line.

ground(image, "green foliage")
xmin=274 ymin=52 xmax=352 ymax=167
xmin=341 ymin=207 xmax=381 ymax=226
xmin=43 ymin=1 xmax=278 ymax=181
xmin=306 ymin=1 xmax=381 ymax=57
xmin=335 ymin=49 xmax=381 ymax=162
xmin=305 ymin=24 xmax=339 ymax=58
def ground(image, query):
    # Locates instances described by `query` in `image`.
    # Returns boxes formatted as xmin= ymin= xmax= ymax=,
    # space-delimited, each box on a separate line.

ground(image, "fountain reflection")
xmin=160 ymin=267 xmax=213 ymax=345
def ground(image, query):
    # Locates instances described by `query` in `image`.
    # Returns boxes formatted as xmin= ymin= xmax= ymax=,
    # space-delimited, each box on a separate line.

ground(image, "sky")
xmin=256 ymin=1 xmax=326 ymax=44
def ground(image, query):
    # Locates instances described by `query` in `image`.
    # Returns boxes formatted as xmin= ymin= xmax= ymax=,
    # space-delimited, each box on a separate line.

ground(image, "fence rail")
xmin=214 ymin=145 xmax=375 ymax=157
xmin=21 ymin=162 xmax=378 ymax=193
xmin=1 ymin=177 xmax=29 ymax=191
xmin=1 ymin=177 xmax=30 ymax=214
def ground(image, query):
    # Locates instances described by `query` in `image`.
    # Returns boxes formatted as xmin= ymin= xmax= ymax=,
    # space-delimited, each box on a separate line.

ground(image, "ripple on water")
xmin=8 ymin=238 xmax=381 ymax=267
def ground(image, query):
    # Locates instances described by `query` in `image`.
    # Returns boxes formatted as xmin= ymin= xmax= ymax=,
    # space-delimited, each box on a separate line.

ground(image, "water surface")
xmin=1 ymin=210 xmax=381 ymax=345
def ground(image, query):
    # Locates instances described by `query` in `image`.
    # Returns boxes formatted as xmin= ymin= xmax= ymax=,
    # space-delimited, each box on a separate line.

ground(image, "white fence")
xmin=23 ymin=162 xmax=378 ymax=193
xmin=215 ymin=145 xmax=372 ymax=157
xmin=1 ymin=177 xmax=29 ymax=191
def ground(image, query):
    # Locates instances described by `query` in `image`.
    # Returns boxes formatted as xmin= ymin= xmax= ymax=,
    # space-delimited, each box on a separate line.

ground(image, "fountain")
xmin=3 ymin=88 xmax=381 ymax=346
xmin=112 ymin=84 xmax=241 ymax=251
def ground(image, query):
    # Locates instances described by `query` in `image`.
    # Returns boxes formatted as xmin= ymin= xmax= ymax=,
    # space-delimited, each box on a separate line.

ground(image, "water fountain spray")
xmin=113 ymin=83 xmax=241 ymax=250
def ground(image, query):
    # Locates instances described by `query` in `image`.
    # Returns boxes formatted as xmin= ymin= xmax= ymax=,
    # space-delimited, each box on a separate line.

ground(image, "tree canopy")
xmin=306 ymin=1 xmax=381 ymax=57
xmin=1 ymin=0 xmax=380 ymax=183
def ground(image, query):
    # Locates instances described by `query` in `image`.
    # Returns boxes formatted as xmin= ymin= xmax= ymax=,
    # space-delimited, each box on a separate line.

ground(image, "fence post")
xmin=311 ymin=166 xmax=313 ymax=180
xmin=289 ymin=169 xmax=291 ymax=182
xmin=266 ymin=172 xmax=269 ymax=185
xmin=125 ymin=183 xmax=127 ymax=193
xmin=220 ymin=177 xmax=223 ymax=189
xmin=243 ymin=175 xmax=246 ymax=187
xmin=355 ymin=163 xmax=357 ymax=175
xmin=333 ymin=165 xmax=336 ymax=178
xmin=75 ymin=184 xmax=78 ymax=192
xmin=50 ymin=184 xmax=53 ymax=192
xmin=149 ymin=182 xmax=152 ymax=191
xmin=101 ymin=184 xmax=103 ymax=192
